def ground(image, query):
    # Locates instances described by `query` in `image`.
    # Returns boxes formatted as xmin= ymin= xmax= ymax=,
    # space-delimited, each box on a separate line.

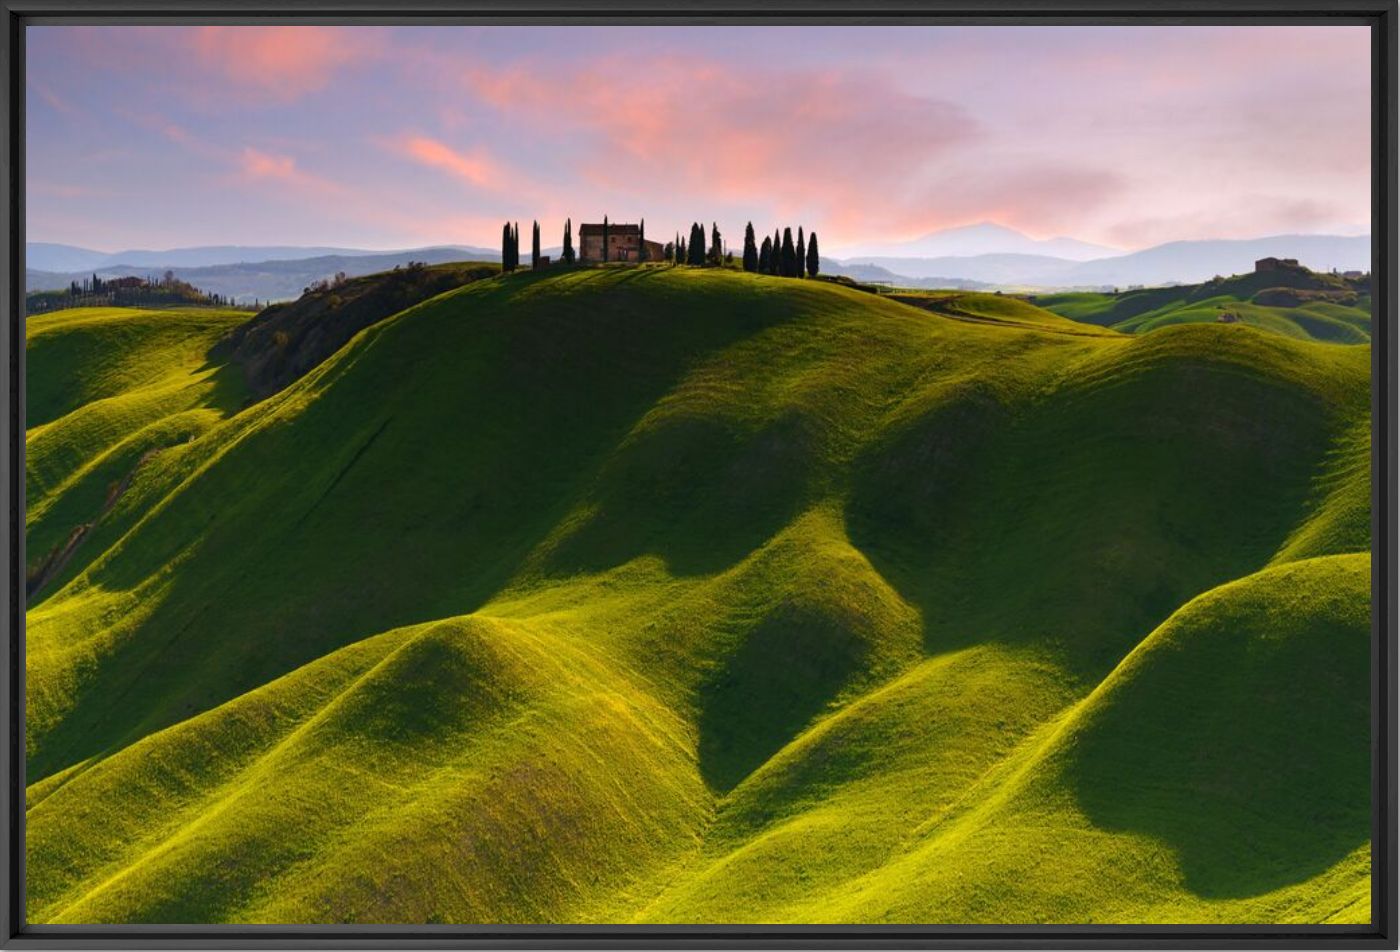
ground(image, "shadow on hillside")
xmin=844 ymin=348 xmax=1338 ymax=682
xmin=694 ymin=599 xmax=873 ymax=792
xmin=1063 ymin=584 xmax=1369 ymax=899
xmin=546 ymin=409 xmax=821 ymax=578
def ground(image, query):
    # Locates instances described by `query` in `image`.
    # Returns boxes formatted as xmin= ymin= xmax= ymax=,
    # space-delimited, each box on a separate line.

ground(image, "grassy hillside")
xmin=25 ymin=265 xmax=1371 ymax=924
xmin=1034 ymin=267 xmax=1371 ymax=343
xmin=25 ymin=307 xmax=248 ymax=597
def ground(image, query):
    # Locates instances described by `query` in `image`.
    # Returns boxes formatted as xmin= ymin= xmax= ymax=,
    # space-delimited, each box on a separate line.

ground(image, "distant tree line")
xmin=26 ymin=271 xmax=255 ymax=315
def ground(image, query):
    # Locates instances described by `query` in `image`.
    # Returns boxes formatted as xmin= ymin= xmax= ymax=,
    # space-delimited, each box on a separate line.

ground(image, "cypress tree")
xmin=806 ymin=231 xmax=820 ymax=278
xmin=602 ymin=215 xmax=610 ymax=263
xmin=781 ymin=227 xmax=797 ymax=277
xmin=502 ymin=222 xmax=513 ymax=272
xmin=742 ymin=222 xmax=758 ymax=272
xmin=688 ymin=222 xmax=706 ymax=266
xmin=772 ymin=231 xmax=781 ymax=274
xmin=639 ymin=219 xmax=647 ymax=262
xmin=532 ymin=220 xmax=541 ymax=269
xmin=759 ymin=236 xmax=772 ymax=274
xmin=708 ymin=223 xmax=722 ymax=265
xmin=796 ymin=227 xmax=806 ymax=278
xmin=563 ymin=218 xmax=575 ymax=264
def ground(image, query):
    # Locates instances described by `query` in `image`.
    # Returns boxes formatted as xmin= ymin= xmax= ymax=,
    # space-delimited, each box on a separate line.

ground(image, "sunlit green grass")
xmin=1036 ymin=288 xmax=1371 ymax=344
xmin=25 ymin=268 xmax=1371 ymax=924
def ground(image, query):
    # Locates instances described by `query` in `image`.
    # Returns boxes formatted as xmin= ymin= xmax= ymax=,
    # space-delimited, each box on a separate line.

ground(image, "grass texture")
xmin=25 ymin=266 xmax=1371 ymax=924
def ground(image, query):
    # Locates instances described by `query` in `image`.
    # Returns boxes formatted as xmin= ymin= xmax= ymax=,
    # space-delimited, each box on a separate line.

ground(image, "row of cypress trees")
xmin=501 ymin=222 xmax=520 ymax=271
xmin=666 ymin=222 xmax=726 ymax=267
xmin=500 ymin=218 xmax=818 ymax=277
xmin=742 ymin=223 xmax=819 ymax=278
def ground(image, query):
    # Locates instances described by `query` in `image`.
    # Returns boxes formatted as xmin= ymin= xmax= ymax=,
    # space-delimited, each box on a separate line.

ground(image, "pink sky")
xmin=27 ymin=25 xmax=1372 ymax=253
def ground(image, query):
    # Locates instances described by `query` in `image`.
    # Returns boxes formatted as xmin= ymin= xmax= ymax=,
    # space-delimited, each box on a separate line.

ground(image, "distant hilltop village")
xmin=497 ymin=217 xmax=822 ymax=279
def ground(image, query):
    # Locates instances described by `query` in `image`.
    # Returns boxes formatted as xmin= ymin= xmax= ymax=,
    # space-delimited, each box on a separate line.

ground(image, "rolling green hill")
xmin=1034 ymin=266 xmax=1371 ymax=343
xmin=25 ymin=266 xmax=1371 ymax=925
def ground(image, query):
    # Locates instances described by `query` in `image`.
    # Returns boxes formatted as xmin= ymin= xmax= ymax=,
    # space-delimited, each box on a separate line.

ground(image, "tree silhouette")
xmin=743 ymin=222 xmax=758 ymax=272
xmin=532 ymin=220 xmax=541 ymax=269
xmin=796 ymin=227 xmax=806 ymax=278
xmin=807 ymin=231 xmax=820 ymax=278
xmin=602 ymin=216 xmax=610 ymax=263
xmin=502 ymin=222 xmax=513 ymax=272
xmin=781 ymin=228 xmax=797 ymax=277
xmin=639 ymin=219 xmax=647 ymax=262
xmin=563 ymin=218 xmax=575 ymax=264
xmin=688 ymin=222 xmax=706 ymax=266
xmin=759 ymin=236 xmax=772 ymax=273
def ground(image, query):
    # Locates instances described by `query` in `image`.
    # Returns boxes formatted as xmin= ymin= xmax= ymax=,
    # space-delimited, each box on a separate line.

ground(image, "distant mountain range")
xmin=25 ymin=228 xmax=1372 ymax=303
xmin=26 ymin=246 xmax=501 ymax=304
xmin=837 ymin=233 xmax=1372 ymax=289
xmin=831 ymin=222 xmax=1119 ymax=262
xmin=27 ymin=242 xmax=501 ymax=272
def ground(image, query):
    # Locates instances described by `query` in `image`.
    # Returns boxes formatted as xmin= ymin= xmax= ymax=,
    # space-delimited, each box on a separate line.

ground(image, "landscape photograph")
xmin=21 ymin=23 xmax=1375 ymax=925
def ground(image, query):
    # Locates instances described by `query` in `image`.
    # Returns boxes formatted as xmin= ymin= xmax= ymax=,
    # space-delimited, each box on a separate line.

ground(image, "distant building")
xmin=1342 ymin=270 xmax=1365 ymax=279
xmin=578 ymin=223 xmax=665 ymax=263
xmin=537 ymin=255 xmax=551 ymax=267
xmin=1255 ymin=256 xmax=1300 ymax=273
xmin=108 ymin=276 xmax=146 ymax=289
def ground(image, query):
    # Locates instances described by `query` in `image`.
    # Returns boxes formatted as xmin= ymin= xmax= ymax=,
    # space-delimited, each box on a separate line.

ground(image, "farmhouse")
xmin=1255 ymin=256 xmax=1300 ymax=273
xmin=578 ymin=222 xmax=665 ymax=263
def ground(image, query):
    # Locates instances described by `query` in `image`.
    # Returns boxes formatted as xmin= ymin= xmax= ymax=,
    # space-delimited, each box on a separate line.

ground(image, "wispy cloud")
xmin=188 ymin=26 xmax=378 ymax=104
xmin=25 ymin=24 xmax=1372 ymax=251
xmin=393 ymin=136 xmax=505 ymax=190
xmin=461 ymin=53 xmax=980 ymax=230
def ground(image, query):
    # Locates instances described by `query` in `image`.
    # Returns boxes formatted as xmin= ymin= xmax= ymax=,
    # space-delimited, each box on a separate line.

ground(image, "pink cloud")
xmin=189 ymin=26 xmax=374 ymax=104
xmin=234 ymin=146 xmax=346 ymax=200
xmin=239 ymin=147 xmax=298 ymax=180
xmin=396 ymin=136 xmax=504 ymax=190
xmin=461 ymin=54 xmax=979 ymax=230
xmin=897 ymin=163 xmax=1129 ymax=241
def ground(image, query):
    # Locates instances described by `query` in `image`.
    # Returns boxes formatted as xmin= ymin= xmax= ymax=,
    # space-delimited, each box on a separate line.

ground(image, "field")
xmin=1033 ymin=267 xmax=1372 ymax=344
xmin=24 ymin=265 xmax=1371 ymax=924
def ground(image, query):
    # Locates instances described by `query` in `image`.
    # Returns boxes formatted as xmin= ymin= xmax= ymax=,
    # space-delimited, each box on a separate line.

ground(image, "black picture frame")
xmin=2 ymin=2 xmax=1395 ymax=948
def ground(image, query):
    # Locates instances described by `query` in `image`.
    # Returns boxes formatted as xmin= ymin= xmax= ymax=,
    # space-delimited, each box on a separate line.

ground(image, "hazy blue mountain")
xmin=834 ymin=222 xmax=1119 ymax=262
xmin=26 ymin=246 xmax=502 ymax=304
xmin=820 ymin=258 xmax=993 ymax=290
xmin=838 ymin=253 xmax=1079 ymax=286
xmin=26 ymin=242 xmax=500 ymax=272
xmin=837 ymin=234 xmax=1371 ymax=290
xmin=1062 ymin=234 xmax=1372 ymax=288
